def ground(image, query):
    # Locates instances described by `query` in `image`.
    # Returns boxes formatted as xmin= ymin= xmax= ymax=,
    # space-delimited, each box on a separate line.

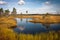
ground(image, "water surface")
xmin=13 ymin=18 xmax=60 ymax=34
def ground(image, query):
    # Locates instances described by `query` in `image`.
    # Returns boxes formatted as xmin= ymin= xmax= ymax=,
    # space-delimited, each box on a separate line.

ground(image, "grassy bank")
xmin=28 ymin=15 xmax=60 ymax=24
xmin=11 ymin=14 xmax=60 ymax=24
xmin=0 ymin=15 xmax=60 ymax=40
xmin=0 ymin=16 xmax=17 ymax=28
xmin=0 ymin=27 xmax=60 ymax=40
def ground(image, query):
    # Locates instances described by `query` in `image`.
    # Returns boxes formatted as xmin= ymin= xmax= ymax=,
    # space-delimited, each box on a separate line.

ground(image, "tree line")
xmin=0 ymin=8 xmax=17 ymax=17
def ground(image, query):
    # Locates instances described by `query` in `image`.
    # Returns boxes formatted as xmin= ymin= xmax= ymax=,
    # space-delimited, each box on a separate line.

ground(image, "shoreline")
xmin=29 ymin=19 xmax=60 ymax=24
xmin=0 ymin=14 xmax=60 ymax=28
xmin=0 ymin=16 xmax=17 ymax=28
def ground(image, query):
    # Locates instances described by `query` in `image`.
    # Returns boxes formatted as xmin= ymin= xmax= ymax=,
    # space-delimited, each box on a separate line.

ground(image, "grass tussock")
xmin=0 ymin=16 xmax=16 ymax=28
xmin=0 ymin=15 xmax=60 ymax=40
xmin=0 ymin=27 xmax=60 ymax=40
xmin=0 ymin=28 xmax=17 ymax=40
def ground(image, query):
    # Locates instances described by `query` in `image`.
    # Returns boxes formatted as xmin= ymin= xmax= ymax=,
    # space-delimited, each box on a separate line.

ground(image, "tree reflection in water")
xmin=42 ymin=23 xmax=50 ymax=29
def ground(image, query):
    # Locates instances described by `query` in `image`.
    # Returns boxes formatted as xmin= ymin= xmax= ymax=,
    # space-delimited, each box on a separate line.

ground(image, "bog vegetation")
xmin=0 ymin=27 xmax=60 ymax=40
xmin=0 ymin=8 xmax=60 ymax=40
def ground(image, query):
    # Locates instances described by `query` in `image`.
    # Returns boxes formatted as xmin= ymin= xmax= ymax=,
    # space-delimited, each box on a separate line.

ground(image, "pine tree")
xmin=11 ymin=8 xmax=17 ymax=16
xmin=4 ymin=9 xmax=10 ymax=16
xmin=0 ymin=8 xmax=4 ymax=16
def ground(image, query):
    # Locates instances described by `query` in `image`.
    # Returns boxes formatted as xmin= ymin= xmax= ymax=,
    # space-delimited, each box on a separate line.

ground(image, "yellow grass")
xmin=0 ymin=16 xmax=16 ymax=28
xmin=0 ymin=27 xmax=60 ymax=40
xmin=29 ymin=15 xmax=60 ymax=24
xmin=0 ymin=15 xmax=60 ymax=40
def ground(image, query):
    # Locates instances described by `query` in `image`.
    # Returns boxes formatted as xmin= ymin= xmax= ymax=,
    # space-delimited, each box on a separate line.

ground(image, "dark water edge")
xmin=13 ymin=18 xmax=60 ymax=34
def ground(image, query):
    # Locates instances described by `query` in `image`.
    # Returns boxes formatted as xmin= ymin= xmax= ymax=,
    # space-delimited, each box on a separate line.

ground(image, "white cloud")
xmin=16 ymin=1 xmax=57 ymax=14
xmin=19 ymin=26 xmax=25 ymax=31
xmin=18 ymin=0 xmax=25 ymax=5
xmin=39 ymin=6 xmax=51 ymax=10
xmin=0 ymin=0 xmax=7 ymax=5
xmin=43 ymin=1 xmax=51 ymax=6
xmin=35 ymin=1 xmax=57 ymax=14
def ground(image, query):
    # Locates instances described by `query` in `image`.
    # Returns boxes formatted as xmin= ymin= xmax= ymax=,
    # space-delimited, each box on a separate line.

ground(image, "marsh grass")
xmin=0 ymin=27 xmax=60 ymax=40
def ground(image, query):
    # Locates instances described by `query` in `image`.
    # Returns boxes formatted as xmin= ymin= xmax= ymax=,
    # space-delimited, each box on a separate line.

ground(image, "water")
xmin=13 ymin=18 xmax=60 ymax=34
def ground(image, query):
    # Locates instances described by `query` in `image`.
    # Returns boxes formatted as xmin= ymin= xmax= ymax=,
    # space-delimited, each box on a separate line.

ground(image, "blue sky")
xmin=0 ymin=0 xmax=60 ymax=14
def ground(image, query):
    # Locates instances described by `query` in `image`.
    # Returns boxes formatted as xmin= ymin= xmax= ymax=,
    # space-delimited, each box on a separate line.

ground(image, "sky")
xmin=0 ymin=0 xmax=60 ymax=14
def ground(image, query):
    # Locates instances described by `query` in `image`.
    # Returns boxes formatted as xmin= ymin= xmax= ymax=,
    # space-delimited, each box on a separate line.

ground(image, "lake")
xmin=13 ymin=18 xmax=60 ymax=34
